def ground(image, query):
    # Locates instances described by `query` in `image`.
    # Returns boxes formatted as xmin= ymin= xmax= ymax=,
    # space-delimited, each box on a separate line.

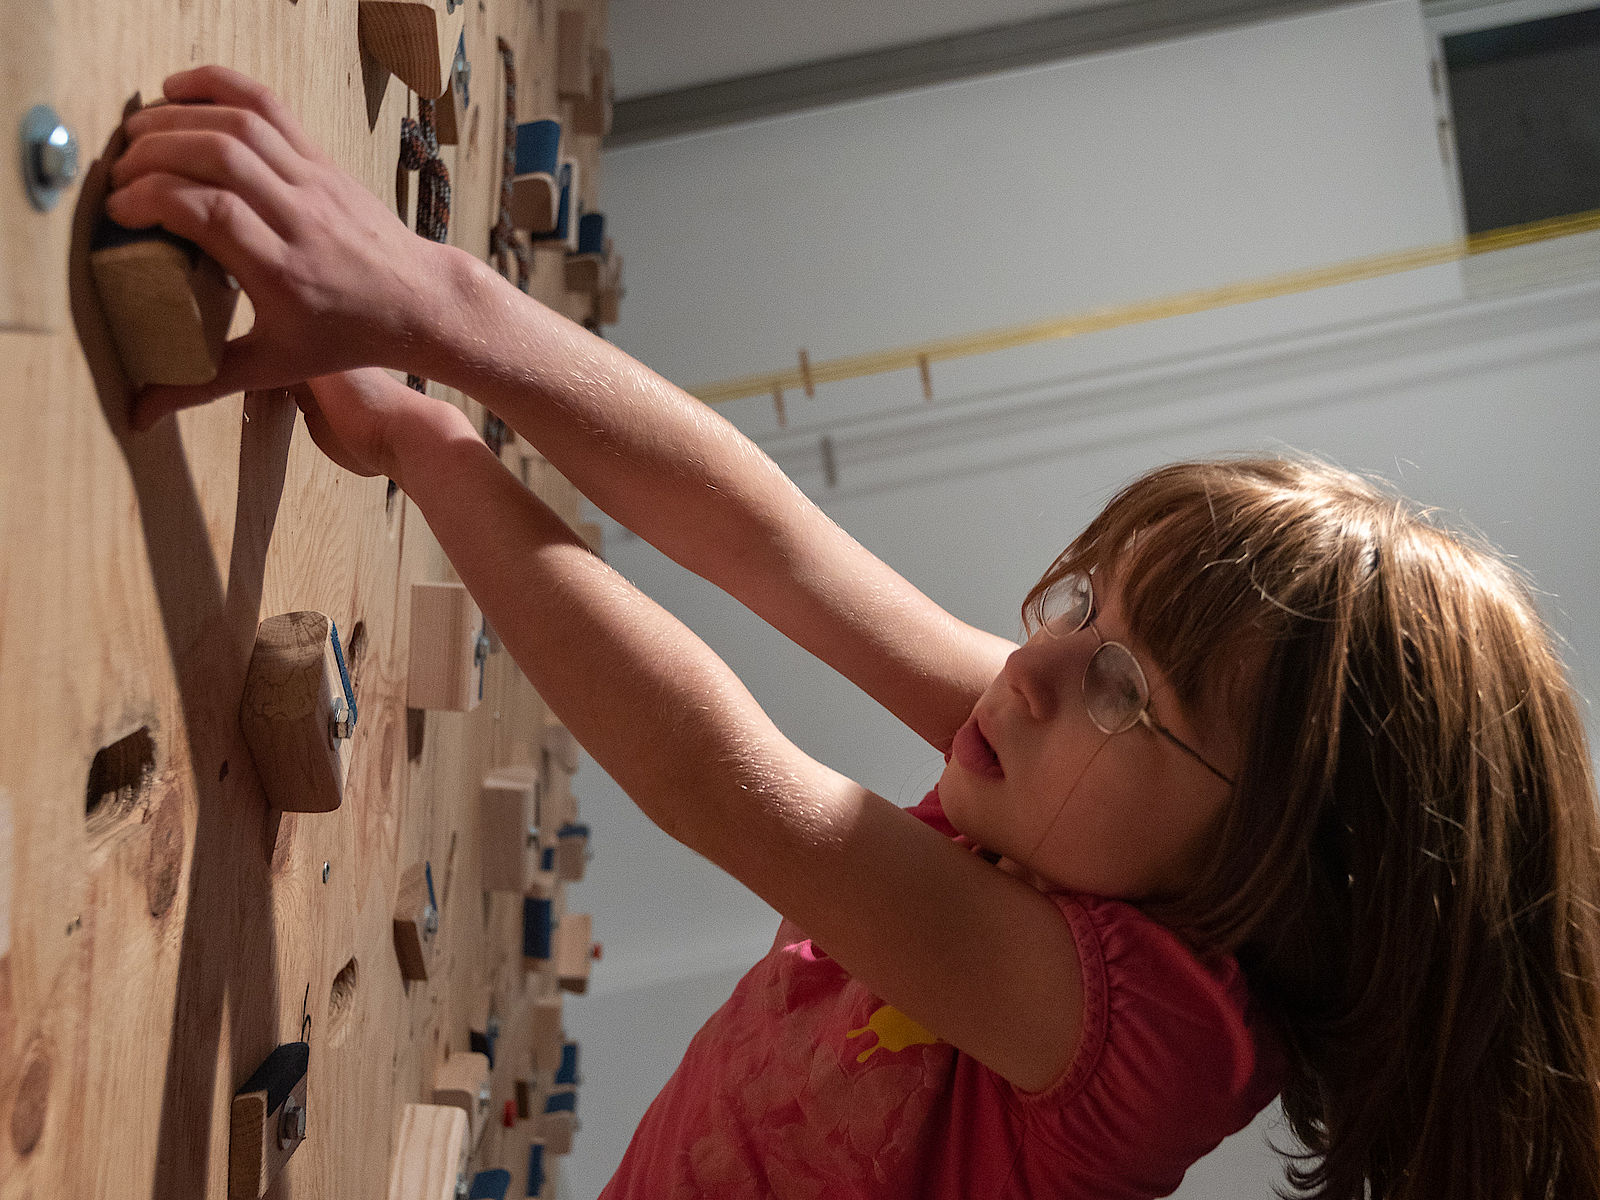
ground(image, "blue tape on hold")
xmin=541 ymin=847 xmax=556 ymax=871
xmin=557 ymin=823 xmax=589 ymax=840
xmin=576 ymin=212 xmax=605 ymax=256
xmin=527 ymin=1143 xmax=546 ymax=1195
xmin=523 ymin=895 xmax=553 ymax=959
xmin=515 ymin=120 xmax=561 ymax=176
xmin=470 ymin=1024 xmax=498 ymax=1069
xmin=329 ymin=619 xmax=357 ymax=730
xmin=424 ymin=861 xmax=437 ymax=913
xmin=556 ymin=1041 xmax=579 ymax=1085
xmin=469 ymin=1169 xmax=512 ymax=1200
xmin=544 ymin=1088 xmax=577 ymax=1114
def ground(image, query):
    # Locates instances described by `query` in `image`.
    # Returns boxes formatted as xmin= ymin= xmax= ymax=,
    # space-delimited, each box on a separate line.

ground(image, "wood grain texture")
xmin=0 ymin=0 xmax=608 ymax=1194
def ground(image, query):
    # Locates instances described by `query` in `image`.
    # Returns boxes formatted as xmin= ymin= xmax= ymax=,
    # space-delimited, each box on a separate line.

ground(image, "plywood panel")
xmin=0 ymin=0 xmax=612 ymax=1195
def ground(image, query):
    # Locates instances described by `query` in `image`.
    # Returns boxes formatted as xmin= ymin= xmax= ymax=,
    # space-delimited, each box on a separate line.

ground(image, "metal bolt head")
xmin=21 ymin=106 xmax=78 ymax=211
xmin=455 ymin=1170 xmax=469 ymax=1199
xmin=422 ymin=901 xmax=439 ymax=939
xmin=526 ymin=825 xmax=538 ymax=847
xmin=330 ymin=695 xmax=354 ymax=740
xmin=477 ymin=1081 xmax=491 ymax=1110
xmin=473 ymin=631 xmax=491 ymax=668
xmin=279 ymin=1098 xmax=307 ymax=1149
xmin=322 ymin=862 xmax=331 ymax=884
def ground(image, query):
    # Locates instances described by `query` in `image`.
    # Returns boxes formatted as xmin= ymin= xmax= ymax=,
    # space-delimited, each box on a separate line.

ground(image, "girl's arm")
xmin=108 ymin=66 xmax=1015 ymax=751
xmin=346 ymin=375 xmax=1085 ymax=1094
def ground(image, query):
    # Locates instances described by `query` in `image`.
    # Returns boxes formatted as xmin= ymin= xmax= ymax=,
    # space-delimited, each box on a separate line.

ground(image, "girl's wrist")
xmin=386 ymin=390 xmax=480 ymax=493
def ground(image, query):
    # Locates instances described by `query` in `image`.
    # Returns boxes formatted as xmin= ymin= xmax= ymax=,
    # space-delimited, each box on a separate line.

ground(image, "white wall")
xmin=557 ymin=2 xmax=1600 ymax=1195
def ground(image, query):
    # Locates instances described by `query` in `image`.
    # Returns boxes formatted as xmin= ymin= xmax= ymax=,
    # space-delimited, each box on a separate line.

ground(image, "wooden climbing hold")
xmin=431 ymin=1052 xmax=491 ymax=1149
xmin=392 ymin=861 xmax=440 ymax=982
xmin=509 ymin=120 xmax=562 ymax=234
xmin=480 ymin=766 xmax=541 ymax=893
xmin=239 ymin=612 xmax=356 ymax=814
xmin=228 ymin=1042 xmax=310 ymax=1200
xmin=90 ymin=218 xmax=239 ymax=388
xmin=407 ymin=582 xmax=484 ymax=712
xmin=358 ymin=0 xmax=466 ymax=99
xmin=569 ymin=48 xmax=613 ymax=138
xmin=530 ymin=162 xmax=580 ymax=252
xmin=529 ymin=992 xmax=564 ymax=1071
xmin=554 ymin=10 xmax=589 ymax=99
xmin=554 ymin=912 xmax=593 ymax=994
xmin=555 ymin=823 xmax=589 ymax=883
xmin=385 ymin=1103 xmax=468 ymax=1200
xmin=540 ymin=1088 xmax=577 ymax=1155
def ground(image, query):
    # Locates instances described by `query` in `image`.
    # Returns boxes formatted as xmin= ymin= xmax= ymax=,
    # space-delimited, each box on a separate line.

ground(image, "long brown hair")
xmin=1024 ymin=456 xmax=1600 ymax=1199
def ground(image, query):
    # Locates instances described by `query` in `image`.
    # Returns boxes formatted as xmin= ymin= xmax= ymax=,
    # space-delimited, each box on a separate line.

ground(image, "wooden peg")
xmin=90 ymin=219 xmax=240 ymax=388
xmin=555 ymin=823 xmax=589 ymax=883
xmin=530 ymin=992 xmax=564 ymax=1071
xmin=771 ymin=385 xmax=787 ymax=428
xmin=393 ymin=861 xmax=440 ymax=981
xmin=359 ymin=0 xmax=466 ymax=99
xmin=540 ymin=1088 xmax=577 ymax=1154
xmin=569 ymin=49 xmax=613 ymax=138
xmin=509 ymin=121 xmax=562 ymax=234
xmin=480 ymin=767 xmax=540 ymax=893
xmin=431 ymin=1052 xmax=491 ymax=1149
xmin=554 ymin=912 xmax=593 ymax=994
xmin=555 ymin=10 xmax=589 ymax=98
xmin=386 ymin=1103 xmax=468 ymax=1200
xmin=798 ymin=349 xmax=815 ymax=398
xmin=228 ymin=1042 xmax=310 ymax=1200
xmin=514 ymin=1079 xmax=533 ymax=1120
xmin=918 ymin=354 xmax=934 ymax=401
xmin=407 ymin=582 xmax=484 ymax=712
xmin=467 ymin=1169 xmax=511 ymax=1200
xmin=240 ymin=612 xmax=355 ymax=813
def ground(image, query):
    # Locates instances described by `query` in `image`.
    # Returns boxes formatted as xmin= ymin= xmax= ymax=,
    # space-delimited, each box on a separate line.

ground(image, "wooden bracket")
xmin=554 ymin=912 xmax=593 ymax=994
xmin=393 ymin=861 xmax=440 ymax=981
xmin=228 ymin=1041 xmax=310 ymax=1200
xmin=480 ymin=766 xmax=540 ymax=893
xmin=555 ymin=823 xmax=589 ymax=883
xmin=240 ymin=612 xmax=355 ymax=813
xmin=540 ymin=1089 xmax=577 ymax=1155
xmin=358 ymin=0 xmax=466 ymax=99
xmin=407 ymin=582 xmax=484 ymax=712
xmin=385 ymin=1103 xmax=468 ymax=1200
xmin=431 ymin=1051 xmax=491 ymax=1149
xmin=90 ymin=218 xmax=239 ymax=388
xmin=530 ymin=992 xmax=564 ymax=1071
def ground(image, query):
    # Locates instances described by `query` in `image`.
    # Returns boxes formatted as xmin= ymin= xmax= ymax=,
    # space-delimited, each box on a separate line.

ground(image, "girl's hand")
xmin=105 ymin=66 xmax=451 ymax=430
xmin=293 ymin=368 xmax=436 ymax=481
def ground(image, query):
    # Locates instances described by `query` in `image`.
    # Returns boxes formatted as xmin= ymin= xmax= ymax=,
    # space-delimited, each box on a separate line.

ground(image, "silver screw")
xmin=330 ymin=695 xmax=354 ymax=740
xmin=21 ymin=106 xmax=78 ymax=212
xmin=422 ymin=901 xmax=439 ymax=939
xmin=279 ymin=1098 xmax=307 ymax=1149
xmin=526 ymin=825 xmax=538 ymax=847
xmin=322 ymin=862 xmax=331 ymax=884
xmin=473 ymin=631 xmax=491 ymax=668
xmin=477 ymin=1081 xmax=491 ymax=1111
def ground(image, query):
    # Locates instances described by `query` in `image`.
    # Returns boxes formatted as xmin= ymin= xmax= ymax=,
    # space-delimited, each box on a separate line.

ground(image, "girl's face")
xmin=939 ymin=573 xmax=1249 ymax=901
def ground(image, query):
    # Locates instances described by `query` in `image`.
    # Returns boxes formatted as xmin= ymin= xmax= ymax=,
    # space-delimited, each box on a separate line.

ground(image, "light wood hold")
xmin=228 ymin=1042 xmax=310 ymax=1200
xmin=393 ymin=861 xmax=440 ymax=981
xmin=555 ymin=824 xmax=588 ymax=883
xmin=540 ymin=1095 xmax=576 ymax=1155
xmin=386 ymin=1104 xmax=468 ymax=1200
xmin=569 ymin=49 xmax=613 ymax=137
xmin=554 ymin=10 xmax=588 ymax=98
xmin=89 ymin=224 xmax=239 ymax=387
xmin=431 ymin=1052 xmax=491 ymax=1149
xmin=554 ymin=912 xmax=593 ymax=994
xmin=239 ymin=612 xmax=353 ymax=813
xmin=542 ymin=720 xmax=580 ymax=774
xmin=480 ymin=767 xmax=539 ymax=893
xmin=408 ymin=582 xmax=483 ymax=711
xmin=529 ymin=992 xmax=564 ymax=1071
xmin=358 ymin=0 xmax=466 ymax=99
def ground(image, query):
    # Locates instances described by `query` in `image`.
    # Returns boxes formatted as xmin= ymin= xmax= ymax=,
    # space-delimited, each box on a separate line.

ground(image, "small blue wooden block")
xmin=544 ymin=1089 xmax=577 ymax=1114
xmin=514 ymin=120 xmax=561 ymax=176
xmin=531 ymin=167 xmax=574 ymax=244
xmin=555 ymin=1041 xmax=579 ymax=1086
xmin=523 ymin=895 xmax=554 ymax=960
xmin=575 ymin=213 xmax=605 ymax=256
xmin=527 ymin=1143 xmax=546 ymax=1195
xmin=469 ymin=1169 xmax=511 ymax=1200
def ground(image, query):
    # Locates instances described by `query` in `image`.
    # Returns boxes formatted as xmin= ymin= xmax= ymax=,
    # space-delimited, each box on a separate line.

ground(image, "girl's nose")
xmin=1006 ymin=633 xmax=1070 ymax=721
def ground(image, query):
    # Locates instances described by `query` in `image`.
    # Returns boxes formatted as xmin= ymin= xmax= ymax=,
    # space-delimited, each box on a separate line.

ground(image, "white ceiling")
xmin=606 ymin=0 xmax=1125 ymax=98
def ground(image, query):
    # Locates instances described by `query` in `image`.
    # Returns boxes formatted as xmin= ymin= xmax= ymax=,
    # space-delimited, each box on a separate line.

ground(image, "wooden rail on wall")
xmin=1 ymin=1 xmax=616 ymax=1198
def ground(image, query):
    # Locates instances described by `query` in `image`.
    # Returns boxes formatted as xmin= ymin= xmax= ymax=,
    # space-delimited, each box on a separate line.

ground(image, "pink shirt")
xmin=602 ymin=790 xmax=1284 ymax=1198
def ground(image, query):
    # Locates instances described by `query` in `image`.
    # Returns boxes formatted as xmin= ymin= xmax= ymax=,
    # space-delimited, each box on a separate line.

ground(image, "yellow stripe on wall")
xmin=689 ymin=208 xmax=1600 ymax=407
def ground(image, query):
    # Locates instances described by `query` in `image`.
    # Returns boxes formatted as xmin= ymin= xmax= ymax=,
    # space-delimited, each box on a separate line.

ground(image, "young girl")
xmin=109 ymin=67 xmax=1600 ymax=1198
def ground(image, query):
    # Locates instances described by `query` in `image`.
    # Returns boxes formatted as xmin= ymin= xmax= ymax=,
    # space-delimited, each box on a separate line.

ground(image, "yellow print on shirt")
xmin=846 ymin=1003 xmax=943 ymax=1063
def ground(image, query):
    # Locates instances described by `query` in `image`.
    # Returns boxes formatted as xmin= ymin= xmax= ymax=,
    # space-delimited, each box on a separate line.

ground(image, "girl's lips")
xmin=952 ymin=715 xmax=1004 ymax=780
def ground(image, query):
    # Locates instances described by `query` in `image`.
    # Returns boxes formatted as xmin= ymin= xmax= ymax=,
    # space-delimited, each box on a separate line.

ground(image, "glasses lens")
xmin=1039 ymin=572 xmax=1092 ymax=634
xmin=1083 ymin=642 xmax=1147 ymax=734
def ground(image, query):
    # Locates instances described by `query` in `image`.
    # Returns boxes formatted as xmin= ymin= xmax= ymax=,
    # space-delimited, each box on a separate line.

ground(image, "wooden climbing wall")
xmin=0 ymin=0 xmax=614 ymax=1197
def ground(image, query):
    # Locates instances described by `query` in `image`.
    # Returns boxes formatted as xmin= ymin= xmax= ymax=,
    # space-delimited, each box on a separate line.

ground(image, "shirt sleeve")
xmin=1012 ymin=893 xmax=1285 ymax=1195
